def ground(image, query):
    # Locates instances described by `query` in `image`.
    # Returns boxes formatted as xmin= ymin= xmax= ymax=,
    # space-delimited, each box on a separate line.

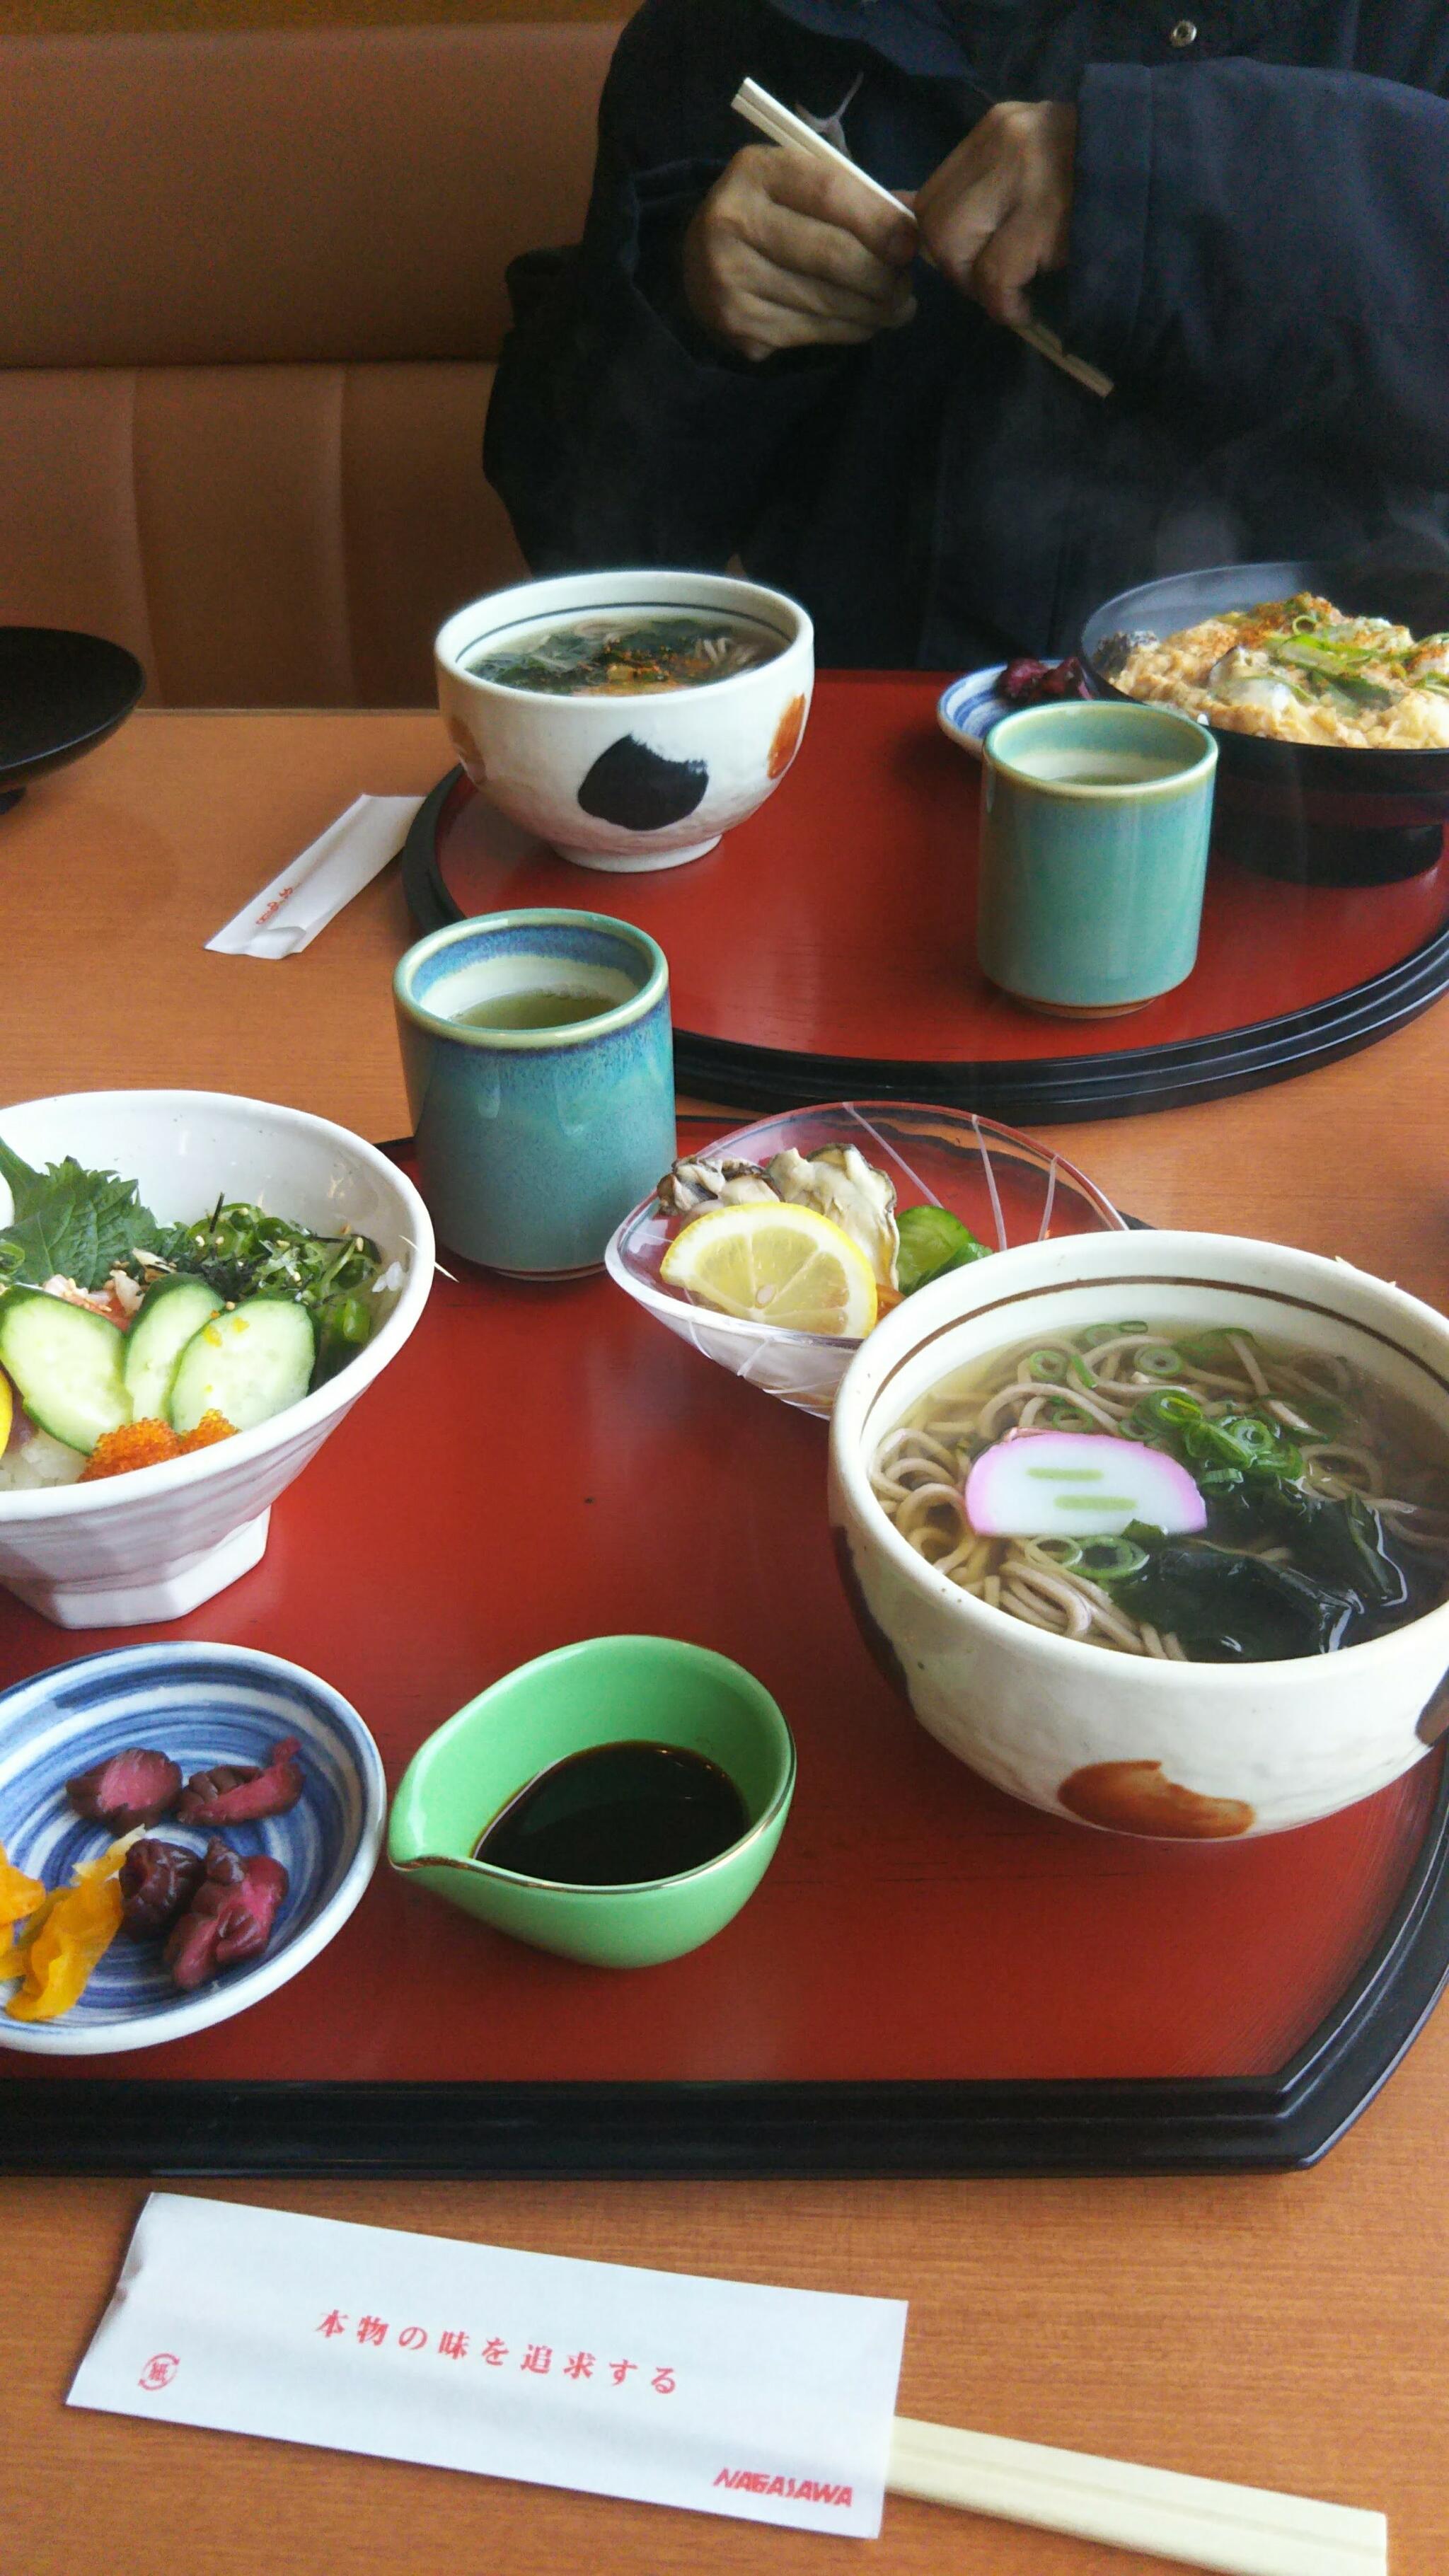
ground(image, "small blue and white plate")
xmin=937 ymin=665 xmax=1010 ymax=761
xmin=0 ymin=1642 xmax=385 ymax=2055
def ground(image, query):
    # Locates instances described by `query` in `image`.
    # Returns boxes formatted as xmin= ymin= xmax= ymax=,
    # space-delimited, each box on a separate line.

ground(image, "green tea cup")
xmin=387 ymin=1635 xmax=795 ymax=1968
xmin=976 ymin=699 xmax=1218 ymax=1014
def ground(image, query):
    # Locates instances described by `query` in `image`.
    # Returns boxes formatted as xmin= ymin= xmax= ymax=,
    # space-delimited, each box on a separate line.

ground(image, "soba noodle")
xmin=872 ymin=1324 xmax=1449 ymax=1661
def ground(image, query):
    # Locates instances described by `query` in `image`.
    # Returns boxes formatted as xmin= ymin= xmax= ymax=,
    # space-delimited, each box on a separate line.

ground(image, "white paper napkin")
xmin=207 ymin=794 xmax=425 ymax=958
xmin=69 ymin=2195 xmax=907 ymax=2539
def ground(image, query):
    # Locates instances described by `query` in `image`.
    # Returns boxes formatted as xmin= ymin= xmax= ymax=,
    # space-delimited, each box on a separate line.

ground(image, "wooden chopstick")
xmin=734 ymin=79 xmax=908 ymax=217
xmin=731 ymin=77 xmax=1114 ymax=399
xmin=889 ymin=2417 xmax=1387 ymax=2576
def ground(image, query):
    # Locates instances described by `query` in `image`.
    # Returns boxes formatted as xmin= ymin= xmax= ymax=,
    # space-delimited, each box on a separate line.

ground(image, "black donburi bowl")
xmin=1081 ymin=560 xmax=1449 ymax=887
xmin=0 ymin=628 xmax=146 ymax=814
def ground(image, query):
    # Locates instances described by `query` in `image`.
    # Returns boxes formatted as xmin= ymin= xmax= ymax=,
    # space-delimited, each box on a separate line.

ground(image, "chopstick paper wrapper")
xmin=206 ymin=793 xmax=423 ymax=958
xmin=70 ymin=2197 xmax=1385 ymax=2574
xmin=732 ymin=78 xmax=1114 ymax=400
xmin=70 ymin=2195 xmax=906 ymax=2539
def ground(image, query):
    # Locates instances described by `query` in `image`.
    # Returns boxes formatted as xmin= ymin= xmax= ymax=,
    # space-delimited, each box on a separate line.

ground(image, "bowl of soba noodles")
xmin=830 ymin=1229 xmax=1449 ymax=1837
xmin=436 ymin=570 xmax=814 ymax=872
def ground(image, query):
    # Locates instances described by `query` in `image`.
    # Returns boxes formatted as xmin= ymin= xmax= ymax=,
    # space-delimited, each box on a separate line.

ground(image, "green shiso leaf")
xmin=0 ymin=1140 xmax=158 ymax=1293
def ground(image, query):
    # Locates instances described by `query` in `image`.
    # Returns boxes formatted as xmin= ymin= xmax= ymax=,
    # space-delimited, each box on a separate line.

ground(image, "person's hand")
xmin=911 ymin=103 xmax=1075 ymax=330
xmin=680 ymin=144 xmax=917 ymax=364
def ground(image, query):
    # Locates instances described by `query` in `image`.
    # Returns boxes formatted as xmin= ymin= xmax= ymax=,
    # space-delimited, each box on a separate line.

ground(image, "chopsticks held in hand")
xmin=731 ymin=77 xmax=1114 ymax=400
xmin=889 ymin=2417 xmax=1387 ymax=2576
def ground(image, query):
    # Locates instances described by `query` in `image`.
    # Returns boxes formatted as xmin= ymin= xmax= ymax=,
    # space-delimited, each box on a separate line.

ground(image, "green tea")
xmin=454 ymin=986 xmax=612 ymax=1032
xmin=1019 ymin=751 xmax=1186 ymax=785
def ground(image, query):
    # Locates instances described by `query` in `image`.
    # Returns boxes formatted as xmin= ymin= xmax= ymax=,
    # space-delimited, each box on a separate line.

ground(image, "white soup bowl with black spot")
xmin=829 ymin=1230 xmax=1449 ymax=1839
xmin=436 ymin=570 xmax=814 ymax=872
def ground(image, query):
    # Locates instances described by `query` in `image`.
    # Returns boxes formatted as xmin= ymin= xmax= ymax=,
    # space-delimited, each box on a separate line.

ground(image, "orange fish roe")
xmin=178 ymin=1410 xmax=237 ymax=1454
xmin=80 ymin=1413 xmax=237 ymax=1480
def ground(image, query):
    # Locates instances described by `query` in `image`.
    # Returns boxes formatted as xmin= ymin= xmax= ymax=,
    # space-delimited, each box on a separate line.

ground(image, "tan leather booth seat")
xmin=0 ymin=26 xmax=620 ymax=705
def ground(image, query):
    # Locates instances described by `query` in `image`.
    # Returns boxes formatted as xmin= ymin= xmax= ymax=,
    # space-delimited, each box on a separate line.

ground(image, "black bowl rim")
xmin=0 ymin=625 xmax=146 ymax=790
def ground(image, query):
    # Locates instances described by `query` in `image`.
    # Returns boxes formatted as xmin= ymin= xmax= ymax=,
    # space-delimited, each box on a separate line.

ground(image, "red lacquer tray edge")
xmin=403 ymin=766 xmax=1449 ymax=1125
xmin=2 ymin=1126 xmax=1448 ymax=2180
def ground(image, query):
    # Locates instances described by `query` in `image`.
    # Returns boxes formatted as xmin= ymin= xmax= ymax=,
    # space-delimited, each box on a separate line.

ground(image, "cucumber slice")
xmin=0 ymin=1289 xmax=130 ymax=1455
xmin=123 ymin=1276 xmax=224 ymax=1423
xmin=168 ymin=1298 xmax=316 ymax=1434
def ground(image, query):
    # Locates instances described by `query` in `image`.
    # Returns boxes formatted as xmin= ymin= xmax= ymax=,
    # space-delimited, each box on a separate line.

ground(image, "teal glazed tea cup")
xmin=387 ymin=1635 xmax=796 ymax=1968
xmin=976 ymin=700 xmax=1218 ymax=1015
xmin=394 ymin=909 xmax=676 ymax=1275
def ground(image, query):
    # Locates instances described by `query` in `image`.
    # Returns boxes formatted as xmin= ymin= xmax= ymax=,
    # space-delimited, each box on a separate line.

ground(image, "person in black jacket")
xmin=485 ymin=0 xmax=1449 ymax=671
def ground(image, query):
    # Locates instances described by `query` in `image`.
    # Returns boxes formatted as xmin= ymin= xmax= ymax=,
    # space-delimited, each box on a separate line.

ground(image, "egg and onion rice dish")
xmin=1111 ymin=594 xmax=1449 ymax=751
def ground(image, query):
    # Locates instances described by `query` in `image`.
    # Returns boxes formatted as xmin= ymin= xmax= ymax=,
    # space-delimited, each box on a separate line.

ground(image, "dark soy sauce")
xmin=473 ymin=1741 xmax=749 ymax=1885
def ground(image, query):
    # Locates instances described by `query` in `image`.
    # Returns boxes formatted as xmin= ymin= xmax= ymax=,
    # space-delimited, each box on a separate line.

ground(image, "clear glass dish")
xmin=604 ymin=1099 xmax=1126 ymax=1417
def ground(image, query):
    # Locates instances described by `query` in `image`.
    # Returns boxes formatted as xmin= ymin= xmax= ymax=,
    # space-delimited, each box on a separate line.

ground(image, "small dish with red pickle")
xmin=0 ymin=1640 xmax=384 ymax=2055
xmin=937 ymin=659 xmax=1092 ymax=764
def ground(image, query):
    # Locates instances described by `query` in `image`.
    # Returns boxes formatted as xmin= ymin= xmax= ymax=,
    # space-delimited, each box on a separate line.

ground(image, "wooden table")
xmin=2 ymin=710 xmax=1448 ymax=2576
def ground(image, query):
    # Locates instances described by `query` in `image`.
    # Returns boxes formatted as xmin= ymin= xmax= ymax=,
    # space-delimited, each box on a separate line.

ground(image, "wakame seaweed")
xmin=1116 ymin=1535 xmax=1360 ymax=1662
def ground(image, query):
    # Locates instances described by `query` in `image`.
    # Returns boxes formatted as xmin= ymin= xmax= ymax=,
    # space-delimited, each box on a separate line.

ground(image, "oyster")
xmin=657 ymin=1155 xmax=778 ymax=1215
xmin=1205 ymin=648 xmax=1302 ymax=721
xmin=766 ymin=1146 xmax=899 ymax=1289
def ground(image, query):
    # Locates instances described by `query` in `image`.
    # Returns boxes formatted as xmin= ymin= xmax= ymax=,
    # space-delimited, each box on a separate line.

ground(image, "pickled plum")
xmin=163 ymin=1840 xmax=289 ymax=1990
xmin=65 ymin=1747 xmax=182 ymax=1834
xmin=118 ymin=1838 xmax=207 ymax=1939
xmin=175 ymin=1737 xmax=303 ymax=1827
xmin=999 ymin=655 xmax=1090 ymax=705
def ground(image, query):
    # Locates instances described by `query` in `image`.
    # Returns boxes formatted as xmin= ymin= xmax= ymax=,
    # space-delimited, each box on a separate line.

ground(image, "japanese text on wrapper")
xmin=316 ymin=2310 xmax=676 ymax=2393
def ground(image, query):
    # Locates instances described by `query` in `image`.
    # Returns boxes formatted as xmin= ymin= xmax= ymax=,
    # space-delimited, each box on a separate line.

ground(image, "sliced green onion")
xmin=1079 ymin=1321 xmax=1148 ymax=1348
xmin=1027 ymin=1350 xmax=1069 ymax=1382
xmin=1076 ymin=1537 xmax=1150 ymax=1580
xmin=1025 ymin=1537 xmax=1083 ymax=1569
xmin=1183 ymin=1412 xmax=1302 ymax=1482
xmin=1133 ymin=1389 xmax=1202 ymax=1431
xmin=1136 ymin=1345 xmax=1184 ymax=1379
xmin=1326 ymin=673 xmax=1397 ymax=709
xmin=1042 ymin=1399 xmax=1093 ymax=1431
xmin=1232 ymin=1417 xmax=1279 ymax=1455
xmin=1069 ymin=1355 xmax=1096 ymax=1389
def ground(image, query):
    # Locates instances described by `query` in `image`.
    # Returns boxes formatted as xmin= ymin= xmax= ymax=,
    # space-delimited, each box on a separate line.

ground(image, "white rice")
xmin=0 ymin=1429 xmax=86 ymax=1492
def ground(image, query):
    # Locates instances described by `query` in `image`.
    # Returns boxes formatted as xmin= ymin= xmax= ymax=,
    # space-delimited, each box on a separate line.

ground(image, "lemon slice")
xmin=660 ymin=1203 xmax=878 ymax=1337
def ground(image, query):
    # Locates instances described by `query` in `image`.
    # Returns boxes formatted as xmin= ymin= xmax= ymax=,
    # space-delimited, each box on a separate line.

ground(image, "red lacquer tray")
xmin=2 ymin=1136 xmax=1448 ymax=2177
xmin=403 ymin=675 xmax=1449 ymax=1121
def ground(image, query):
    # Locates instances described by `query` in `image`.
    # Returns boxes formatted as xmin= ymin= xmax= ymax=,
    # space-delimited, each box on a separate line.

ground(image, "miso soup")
xmin=466 ymin=611 xmax=787 ymax=696
xmin=872 ymin=1320 xmax=1449 ymax=1663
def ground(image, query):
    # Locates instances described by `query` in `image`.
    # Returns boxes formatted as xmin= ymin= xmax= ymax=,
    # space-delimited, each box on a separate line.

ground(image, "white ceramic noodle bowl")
xmin=830 ymin=1230 xmax=1449 ymax=1838
xmin=436 ymin=570 xmax=814 ymax=872
xmin=0 ymin=1092 xmax=434 ymax=1629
